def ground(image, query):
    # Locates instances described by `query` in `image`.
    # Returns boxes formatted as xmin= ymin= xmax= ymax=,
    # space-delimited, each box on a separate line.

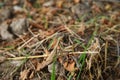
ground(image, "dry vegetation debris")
xmin=0 ymin=0 xmax=120 ymax=80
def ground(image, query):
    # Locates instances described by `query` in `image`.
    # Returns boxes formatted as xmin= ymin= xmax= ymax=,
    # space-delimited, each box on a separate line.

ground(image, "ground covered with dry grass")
xmin=0 ymin=0 xmax=120 ymax=80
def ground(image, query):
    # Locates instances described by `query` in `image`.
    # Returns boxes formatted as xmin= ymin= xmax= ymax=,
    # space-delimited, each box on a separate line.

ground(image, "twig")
xmin=30 ymin=32 xmax=58 ymax=48
xmin=117 ymin=37 xmax=120 ymax=57
xmin=7 ymin=51 xmax=99 ymax=60
xmin=18 ymin=34 xmax=40 ymax=50
xmin=105 ymin=41 xmax=108 ymax=68
xmin=59 ymin=15 xmax=84 ymax=41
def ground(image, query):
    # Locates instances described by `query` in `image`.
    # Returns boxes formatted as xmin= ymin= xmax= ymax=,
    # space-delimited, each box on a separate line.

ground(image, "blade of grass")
xmin=51 ymin=56 xmax=57 ymax=80
xmin=66 ymin=24 xmax=99 ymax=80
xmin=50 ymin=37 xmax=62 ymax=80
xmin=67 ymin=74 xmax=73 ymax=80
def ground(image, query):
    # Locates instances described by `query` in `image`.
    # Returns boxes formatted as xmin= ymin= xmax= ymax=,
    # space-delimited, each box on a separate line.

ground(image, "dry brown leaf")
xmin=41 ymin=7 xmax=51 ymax=14
xmin=59 ymin=56 xmax=77 ymax=73
xmin=63 ymin=61 xmax=77 ymax=72
xmin=36 ymin=62 xmax=44 ymax=71
xmin=56 ymin=0 xmax=64 ymax=8
xmin=43 ymin=0 xmax=54 ymax=7
xmin=105 ymin=4 xmax=112 ymax=11
xmin=30 ymin=59 xmax=40 ymax=68
xmin=74 ymin=0 xmax=80 ymax=3
xmin=36 ymin=52 xmax=56 ymax=71
xmin=13 ymin=0 xmax=19 ymax=5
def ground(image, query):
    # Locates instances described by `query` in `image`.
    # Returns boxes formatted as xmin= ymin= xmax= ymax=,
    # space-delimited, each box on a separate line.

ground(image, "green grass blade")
xmin=51 ymin=57 xmax=56 ymax=80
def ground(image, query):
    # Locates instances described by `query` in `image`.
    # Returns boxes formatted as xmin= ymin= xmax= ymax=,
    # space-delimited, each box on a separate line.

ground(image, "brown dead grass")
xmin=0 ymin=0 xmax=120 ymax=80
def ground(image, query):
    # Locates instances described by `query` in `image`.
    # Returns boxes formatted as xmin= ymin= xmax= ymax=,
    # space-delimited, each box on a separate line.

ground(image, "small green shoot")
xmin=51 ymin=56 xmax=57 ymax=80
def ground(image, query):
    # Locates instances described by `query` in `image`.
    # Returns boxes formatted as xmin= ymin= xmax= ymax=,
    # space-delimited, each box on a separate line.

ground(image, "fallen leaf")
xmin=59 ymin=55 xmax=78 ymax=73
xmin=63 ymin=60 xmax=76 ymax=72
xmin=43 ymin=0 xmax=54 ymax=7
xmin=41 ymin=7 xmax=51 ymax=14
xmin=74 ymin=0 xmax=80 ymax=3
xmin=36 ymin=52 xmax=56 ymax=71
xmin=13 ymin=0 xmax=19 ymax=5
xmin=105 ymin=4 xmax=112 ymax=11
xmin=56 ymin=0 xmax=64 ymax=8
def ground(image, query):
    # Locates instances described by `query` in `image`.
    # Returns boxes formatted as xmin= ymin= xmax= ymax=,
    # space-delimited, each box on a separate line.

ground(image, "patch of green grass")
xmin=77 ymin=24 xmax=99 ymax=80
xmin=66 ymin=26 xmax=98 ymax=79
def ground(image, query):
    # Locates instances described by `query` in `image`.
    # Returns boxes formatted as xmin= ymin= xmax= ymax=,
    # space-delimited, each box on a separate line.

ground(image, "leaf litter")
xmin=0 ymin=0 xmax=120 ymax=80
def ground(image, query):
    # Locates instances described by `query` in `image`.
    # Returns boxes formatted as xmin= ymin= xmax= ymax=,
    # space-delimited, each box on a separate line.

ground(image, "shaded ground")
xmin=0 ymin=0 xmax=120 ymax=80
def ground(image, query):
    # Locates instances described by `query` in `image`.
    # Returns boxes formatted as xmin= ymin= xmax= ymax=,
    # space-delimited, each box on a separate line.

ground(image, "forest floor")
xmin=0 ymin=0 xmax=120 ymax=80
